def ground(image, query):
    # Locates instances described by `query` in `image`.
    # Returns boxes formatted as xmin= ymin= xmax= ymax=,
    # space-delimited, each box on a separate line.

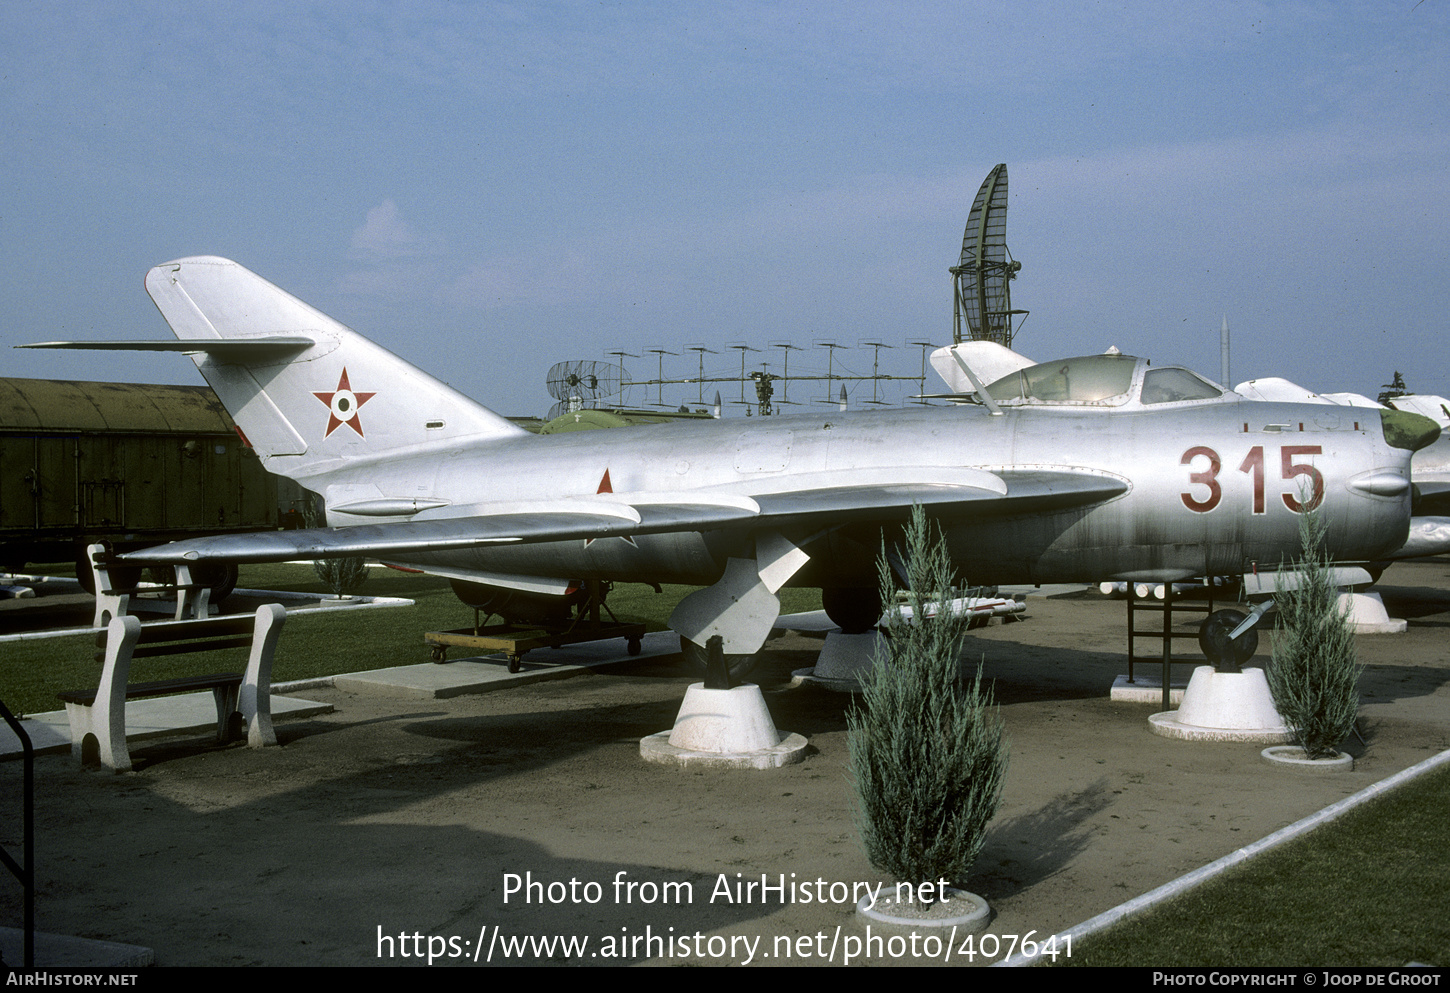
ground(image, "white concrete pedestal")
xmin=1339 ymin=592 xmax=1407 ymax=634
xmin=791 ymin=630 xmax=884 ymax=691
xmin=1110 ymin=673 xmax=1187 ymax=705
xmin=1148 ymin=666 xmax=1292 ymax=742
xmin=640 ymin=683 xmax=807 ymax=769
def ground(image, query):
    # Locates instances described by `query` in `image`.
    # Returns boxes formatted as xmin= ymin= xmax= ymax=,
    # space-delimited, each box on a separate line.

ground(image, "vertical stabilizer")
xmin=145 ymin=257 xmax=525 ymax=477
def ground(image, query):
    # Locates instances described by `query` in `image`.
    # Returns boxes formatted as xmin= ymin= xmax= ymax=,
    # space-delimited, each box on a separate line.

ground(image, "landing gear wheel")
xmin=508 ymin=654 xmax=522 ymax=674
xmin=105 ymin=566 xmax=142 ymax=594
xmin=823 ymin=587 xmax=883 ymax=634
xmin=145 ymin=562 xmax=238 ymax=602
xmin=679 ymin=637 xmax=760 ymax=681
xmin=1199 ymin=609 xmax=1259 ymax=673
xmin=74 ymin=549 xmax=97 ymax=594
xmin=194 ymin=562 xmax=239 ymax=602
xmin=627 ymin=636 xmax=642 ymax=655
xmin=75 ymin=549 xmax=140 ymax=595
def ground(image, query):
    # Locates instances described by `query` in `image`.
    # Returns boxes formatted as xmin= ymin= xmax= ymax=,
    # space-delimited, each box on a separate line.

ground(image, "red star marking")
xmin=312 ymin=368 xmax=376 ymax=438
xmin=587 ymin=468 xmax=635 ymax=546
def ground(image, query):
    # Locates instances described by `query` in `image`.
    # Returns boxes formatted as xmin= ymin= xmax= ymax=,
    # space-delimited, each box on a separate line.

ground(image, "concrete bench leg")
xmin=241 ymin=603 xmax=286 ymax=747
xmin=173 ymin=564 xmax=212 ymax=621
xmin=89 ymin=544 xmax=129 ymax=629
xmin=66 ymin=615 xmax=142 ymax=772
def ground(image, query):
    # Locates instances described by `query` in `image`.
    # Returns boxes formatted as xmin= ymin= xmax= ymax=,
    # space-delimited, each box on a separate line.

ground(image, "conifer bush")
xmin=313 ymin=555 xmax=370 ymax=599
xmin=304 ymin=502 xmax=370 ymax=599
xmin=847 ymin=506 xmax=1007 ymax=906
xmin=1267 ymin=512 xmax=1362 ymax=759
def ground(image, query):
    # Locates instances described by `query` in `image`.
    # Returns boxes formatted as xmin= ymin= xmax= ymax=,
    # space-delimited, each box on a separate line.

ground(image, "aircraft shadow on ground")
xmin=0 ymin=722 xmax=818 ymax=965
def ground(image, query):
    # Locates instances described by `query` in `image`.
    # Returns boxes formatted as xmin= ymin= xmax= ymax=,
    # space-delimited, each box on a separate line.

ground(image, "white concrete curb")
xmin=995 ymin=745 xmax=1450 ymax=967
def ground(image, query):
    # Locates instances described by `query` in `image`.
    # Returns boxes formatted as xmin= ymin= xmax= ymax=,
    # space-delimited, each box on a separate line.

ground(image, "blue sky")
xmin=5 ymin=1 xmax=1448 ymax=415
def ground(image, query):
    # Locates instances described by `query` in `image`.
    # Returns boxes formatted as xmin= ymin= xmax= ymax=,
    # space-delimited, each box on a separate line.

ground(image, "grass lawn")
xmin=1060 ymin=762 xmax=1450 ymax=967
xmin=0 ymin=563 xmax=821 ymax=718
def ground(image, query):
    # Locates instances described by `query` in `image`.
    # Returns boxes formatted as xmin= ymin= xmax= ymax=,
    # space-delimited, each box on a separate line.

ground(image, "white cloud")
xmin=350 ymin=200 xmax=421 ymax=260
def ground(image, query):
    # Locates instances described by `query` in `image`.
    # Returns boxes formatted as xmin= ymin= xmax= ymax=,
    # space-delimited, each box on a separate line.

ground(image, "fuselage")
xmin=55 ymin=258 xmax=1432 ymax=603
xmin=311 ymin=392 xmax=1414 ymax=590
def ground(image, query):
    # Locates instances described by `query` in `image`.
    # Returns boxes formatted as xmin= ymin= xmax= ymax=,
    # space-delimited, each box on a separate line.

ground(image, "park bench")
xmin=58 ymin=603 xmax=287 ymax=771
xmin=87 ymin=542 xmax=212 ymax=628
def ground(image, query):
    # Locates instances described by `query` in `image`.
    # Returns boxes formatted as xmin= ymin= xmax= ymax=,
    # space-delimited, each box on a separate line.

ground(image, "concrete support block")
xmin=1339 ymin=592 xmax=1407 ymax=634
xmin=792 ymin=630 xmax=883 ymax=691
xmin=1149 ymin=666 xmax=1292 ymax=743
xmin=640 ymin=683 xmax=807 ymax=769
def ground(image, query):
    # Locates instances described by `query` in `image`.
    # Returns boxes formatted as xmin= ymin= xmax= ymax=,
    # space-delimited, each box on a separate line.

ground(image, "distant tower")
xmin=951 ymin=163 xmax=1027 ymax=347
xmin=1220 ymin=316 xmax=1230 ymax=387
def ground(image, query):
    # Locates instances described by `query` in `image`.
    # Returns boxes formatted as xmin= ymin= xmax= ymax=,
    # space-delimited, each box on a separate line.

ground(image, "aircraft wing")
xmin=118 ymin=467 xmax=1127 ymax=564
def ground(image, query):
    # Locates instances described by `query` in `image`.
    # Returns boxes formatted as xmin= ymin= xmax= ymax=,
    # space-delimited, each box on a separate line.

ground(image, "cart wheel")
xmin=508 ymin=654 xmax=522 ymax=673
xmin=627 ymin=636 xmax=642 ymax=655
xmin=430 ymin=646 xmax=446 ymax=663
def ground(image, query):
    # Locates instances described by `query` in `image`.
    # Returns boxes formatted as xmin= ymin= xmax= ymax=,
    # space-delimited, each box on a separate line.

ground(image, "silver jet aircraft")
xmin=27 ymin=257 xmax=1443 ymax=670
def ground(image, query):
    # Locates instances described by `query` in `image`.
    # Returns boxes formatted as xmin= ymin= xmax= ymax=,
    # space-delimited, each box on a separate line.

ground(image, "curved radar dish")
xmin=545 ymin=360 xmax=625 ymax=412
xmin=952 ymin=163 xmax=1026 ymax=348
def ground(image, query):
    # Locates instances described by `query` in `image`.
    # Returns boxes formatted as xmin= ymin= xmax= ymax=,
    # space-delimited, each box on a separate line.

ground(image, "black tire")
xmin=76 ymin=546 xmax=140 ymax=594
xmin=822 ymin=586 xmax=883 ymax=634
xmin=105 ymin=566 xmax=143 ymax=594
xmin=1199 ymin=609 xmax=1259 ymax=672
xmin=194 ymin=562 xmax=239 ymax=602
xmin=679 ymin=636 xmax=760 ymax=681
xmin=148 ymin=562 xmax=237 ymax=602
xmin=74 ymin=549 xmax=97 ymax=594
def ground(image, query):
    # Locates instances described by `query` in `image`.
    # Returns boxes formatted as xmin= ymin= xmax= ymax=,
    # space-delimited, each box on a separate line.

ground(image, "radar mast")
xmin=951 ymin=163 xmax=1027 ymax=347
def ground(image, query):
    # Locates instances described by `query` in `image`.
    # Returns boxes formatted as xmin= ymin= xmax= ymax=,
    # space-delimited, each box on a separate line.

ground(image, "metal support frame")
xmin=0 ymin=698 xmax=34 ymax=967
xmin=1126 ymin=582 xmax=1217 ymax=711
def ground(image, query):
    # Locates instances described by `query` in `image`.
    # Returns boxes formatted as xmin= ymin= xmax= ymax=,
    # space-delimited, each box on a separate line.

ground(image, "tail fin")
xmin=145 ymin=257 xmax=524 ymax=480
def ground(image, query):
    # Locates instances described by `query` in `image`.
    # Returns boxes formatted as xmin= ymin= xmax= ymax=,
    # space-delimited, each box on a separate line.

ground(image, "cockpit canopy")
xmin=981 ymin=353 xmax=1225 ymax=408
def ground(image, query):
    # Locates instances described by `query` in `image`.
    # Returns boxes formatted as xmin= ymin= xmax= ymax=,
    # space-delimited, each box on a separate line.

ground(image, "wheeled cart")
xmin=424 ymin=621 xmax=646 ymax=672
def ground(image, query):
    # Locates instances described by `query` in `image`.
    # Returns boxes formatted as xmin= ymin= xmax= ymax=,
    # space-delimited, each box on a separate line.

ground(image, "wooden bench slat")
xmin=91 ymin=616 xmax=258 ymax=647
xmin=99 ymin=584 xmax=206 ymax=597
xmin=92 ymin=636 xmax=256 ymax=663
xmin=129 ymin=616 xmax=258 ymax=641
xmin=59 ymin=673 xmax=243 ymax=706
xmin=131 ymin=636 xmax=256 ymax=658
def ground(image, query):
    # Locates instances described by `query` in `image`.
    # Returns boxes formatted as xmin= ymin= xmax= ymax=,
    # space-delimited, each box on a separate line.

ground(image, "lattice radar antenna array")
xmin=545 ymin=360 xmax=625 ymax=419
xmin=951 ymin=163 xmax=1028 ymax=348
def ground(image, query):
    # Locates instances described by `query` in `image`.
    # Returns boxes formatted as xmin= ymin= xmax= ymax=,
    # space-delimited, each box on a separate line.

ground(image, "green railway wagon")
xmin=0 ymin=377 xmax=306 ymax=596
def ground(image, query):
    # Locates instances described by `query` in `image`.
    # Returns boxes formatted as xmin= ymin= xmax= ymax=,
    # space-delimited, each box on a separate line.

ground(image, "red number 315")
xmin=1181 ymin=445 xmax=1323 ymax=514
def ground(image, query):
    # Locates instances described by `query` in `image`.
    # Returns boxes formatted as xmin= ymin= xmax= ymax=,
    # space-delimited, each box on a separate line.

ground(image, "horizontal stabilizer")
xmin=20 ymin=337 xmax=316 ymax=358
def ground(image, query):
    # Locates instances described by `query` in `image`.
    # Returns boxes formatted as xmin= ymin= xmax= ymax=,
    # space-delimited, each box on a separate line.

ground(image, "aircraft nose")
xmin=1381 ymin=409 xmax=1442 ymax=452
